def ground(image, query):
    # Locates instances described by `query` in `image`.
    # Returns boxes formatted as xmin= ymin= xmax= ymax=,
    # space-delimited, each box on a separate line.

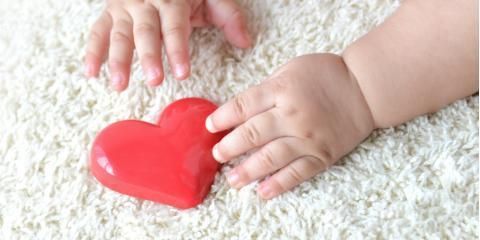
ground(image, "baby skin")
xmin=85 ymin=0 xmax=478 ymax=199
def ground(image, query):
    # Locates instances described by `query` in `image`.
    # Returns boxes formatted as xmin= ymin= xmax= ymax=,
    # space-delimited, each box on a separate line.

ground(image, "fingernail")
xmin=226 ymin=170 xmax=240 ymax=187
xmin=174 ymin=63 xmax=188 ymax=79
xmin=212 ymin=144 xmax=223 ymax=162
xmin=111 ymin=73 xmax=124 ymax=87
xmin=84 ymin=63 xmax=94 ymax=77
xmin=258 ymin=184 xmax=273 ymax=199
xmin=205 ymin=116 xmax=216 ymax=133
xmin=146 ymin=67 xmax=161 ymax=83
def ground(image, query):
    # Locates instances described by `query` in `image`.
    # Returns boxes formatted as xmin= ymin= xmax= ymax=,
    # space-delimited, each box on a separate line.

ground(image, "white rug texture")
xmin=0 ymin=0 xmax=478 ymax=239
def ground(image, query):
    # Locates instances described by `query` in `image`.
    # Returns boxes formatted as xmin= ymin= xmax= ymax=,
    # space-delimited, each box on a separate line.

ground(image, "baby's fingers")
xmin=206 ymin=0 xmax=251 ymax=48
xmin=151 ymin=1 xmax=191 ymax=80
xmin=226 ymin=138 xmax=304 ymax=189
xmin=206 ymin=83 xmax=275 ymax=133
xmin=108 ymin=9 xmax=134 ymax=91
xmin=258 ymin=156 xmax=327 ymax=199
xmin=212 ymin=110 xmax=283 ymax=163
xmin=85 ymin=12 xmax=112 ymax=78
xmin=130 ymin=5 xmax=164 ymax=86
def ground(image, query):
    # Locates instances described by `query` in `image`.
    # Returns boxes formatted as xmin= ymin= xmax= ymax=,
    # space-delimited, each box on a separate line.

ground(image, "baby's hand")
xmin=84 ymin=0 xmax=251 ymax=91
xmin=206 ymin=54 xmax=375 ymax=199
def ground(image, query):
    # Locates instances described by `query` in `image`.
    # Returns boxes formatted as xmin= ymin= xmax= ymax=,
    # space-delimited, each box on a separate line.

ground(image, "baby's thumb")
xmin=206 ymin=0 xmax=252 ymax=48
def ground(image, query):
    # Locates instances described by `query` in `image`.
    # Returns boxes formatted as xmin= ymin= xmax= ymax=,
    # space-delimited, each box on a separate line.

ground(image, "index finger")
xmin=206 ymin=83 xmax=275 ymax=133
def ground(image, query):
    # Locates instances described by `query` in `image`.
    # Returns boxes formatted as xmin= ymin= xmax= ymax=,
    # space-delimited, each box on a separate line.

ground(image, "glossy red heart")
xmin=90 ymin=98 xmax=226 ymax=209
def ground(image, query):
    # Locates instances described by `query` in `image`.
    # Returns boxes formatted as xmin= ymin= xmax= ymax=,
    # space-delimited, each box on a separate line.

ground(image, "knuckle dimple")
xmin=233 ymin=96 xmax=247 ymax=119
xmin=259 ymin=148 xmax=276 ymax=170
xmin=111 ymin=31 xmax=132 ymax=45
xmin=134 ymin=22 xmax=156 ymax=36
xmin=111 ymin=20 xmax=132 ymax=43
xmin=307 ymin=156 xmax=326 ymax=171
xmin=163 ymin=24 xmax=185 ymax=38
xmin=315 ymin=143 xmax=334 ymax=166
xmin=89 ymin=29 xmax=103 ymax=43
xmin=320 ymin=152 xmax=333 ymax=167
xmin=302 ymin=130 xmax=315 ymax=139
xmin=242 ymin=124 xmax=260 ymax=146
xmin=287 ymin=165 xmax=303 ymax=184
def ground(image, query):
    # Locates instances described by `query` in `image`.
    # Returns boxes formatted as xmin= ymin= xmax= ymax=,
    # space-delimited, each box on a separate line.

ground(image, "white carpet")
xmin=0 ymin=0 xmax=478 ymax=239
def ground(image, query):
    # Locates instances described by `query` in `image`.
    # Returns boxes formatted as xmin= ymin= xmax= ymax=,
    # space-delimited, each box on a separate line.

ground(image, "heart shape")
xmin=90 ymin=98 xmax=225 ymax=209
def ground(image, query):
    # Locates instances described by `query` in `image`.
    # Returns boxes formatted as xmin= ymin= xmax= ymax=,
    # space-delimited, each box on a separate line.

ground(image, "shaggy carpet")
xmin=0 ymin=0 xmax=478 ymax=239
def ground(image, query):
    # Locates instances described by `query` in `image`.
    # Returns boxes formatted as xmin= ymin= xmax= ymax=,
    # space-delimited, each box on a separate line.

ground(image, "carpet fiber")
xmin=0 ymin=0 xmax=478 ymax=239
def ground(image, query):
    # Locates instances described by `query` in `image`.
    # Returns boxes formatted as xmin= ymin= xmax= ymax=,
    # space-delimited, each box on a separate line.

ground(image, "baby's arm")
xmin=343 ymin=0 xmax=478 ymax=128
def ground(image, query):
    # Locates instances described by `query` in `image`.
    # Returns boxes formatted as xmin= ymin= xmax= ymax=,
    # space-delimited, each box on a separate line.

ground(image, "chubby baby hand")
xmin=84 ymin=0 xmax=251 ymax=91
xmin=206 ymin=54 xmax=375 ymax=199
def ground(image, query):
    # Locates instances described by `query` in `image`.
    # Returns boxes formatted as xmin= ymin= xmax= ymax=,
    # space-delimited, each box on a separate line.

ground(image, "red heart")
xmin=90 ymin=98 xmax=226 ymax=209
